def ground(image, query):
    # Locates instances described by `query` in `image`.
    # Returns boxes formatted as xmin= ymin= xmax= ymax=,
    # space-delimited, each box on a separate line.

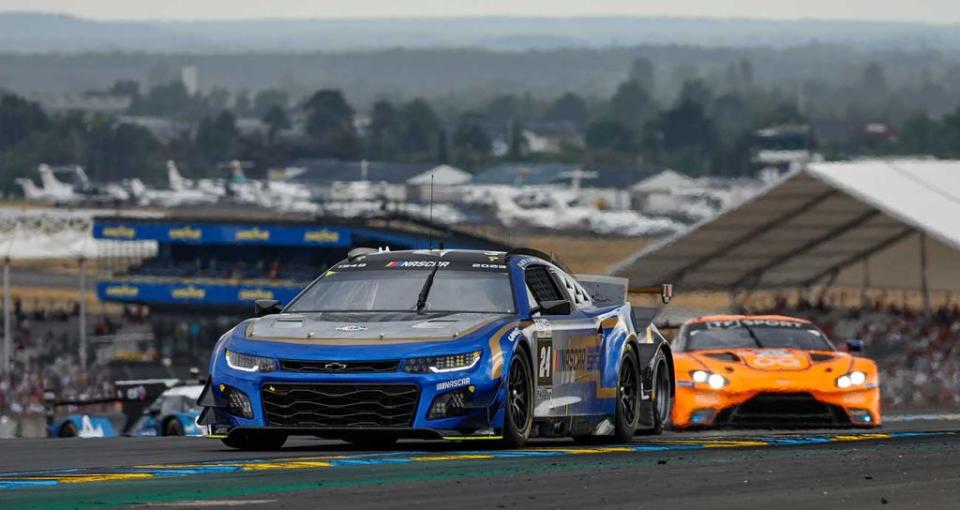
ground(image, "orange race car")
xmin=671 ymin=315 xmax=880 ymax=429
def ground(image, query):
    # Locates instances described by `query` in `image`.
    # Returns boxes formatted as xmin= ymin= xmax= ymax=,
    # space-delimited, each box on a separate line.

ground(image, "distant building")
xmin=750 ymin=124 xmax=820 ymax=175
xmin=522 ymin=121 xmax=585 ymax=154
xmin=406 ymin=164 xmax=473 ymax=203
xmin=118 ymin=116 xmax=192 ymax=143
xmin=288 ymin=159 xmax=470 ymax=203
xmin=32 ymin=92 xmax=132 ymax=114
xmin=180 ymin=66 xmax=199 ymax=96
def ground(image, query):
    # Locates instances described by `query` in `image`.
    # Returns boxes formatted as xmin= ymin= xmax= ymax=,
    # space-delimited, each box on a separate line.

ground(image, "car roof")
xmin=353 ymin=249 xmax=507 ymax=263
xmin=687 ymin=314 xmax=812 ymax=325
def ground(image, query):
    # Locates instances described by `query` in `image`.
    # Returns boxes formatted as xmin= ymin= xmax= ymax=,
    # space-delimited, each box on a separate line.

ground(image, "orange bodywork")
xmin=671 ymin=315 xmax=881 ymax=429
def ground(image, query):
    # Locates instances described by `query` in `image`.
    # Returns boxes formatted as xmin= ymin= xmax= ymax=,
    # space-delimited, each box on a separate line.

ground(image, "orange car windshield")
xmin=684 ymin=321 xmax=834 ymax=351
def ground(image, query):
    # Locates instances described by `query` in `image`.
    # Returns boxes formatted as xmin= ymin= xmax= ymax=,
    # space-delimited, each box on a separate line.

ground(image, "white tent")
xmin=612 ymin=159 xmax=960 ymax=293
xmin=407 ymin=164 xmax=472 ymax=186
xmin=629 ymin=169 xmax=697 ymax=192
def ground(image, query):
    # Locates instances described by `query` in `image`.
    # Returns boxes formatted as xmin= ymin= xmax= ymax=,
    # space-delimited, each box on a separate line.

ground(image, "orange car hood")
xmin=683 ymin=348 xmax=855 ymax=374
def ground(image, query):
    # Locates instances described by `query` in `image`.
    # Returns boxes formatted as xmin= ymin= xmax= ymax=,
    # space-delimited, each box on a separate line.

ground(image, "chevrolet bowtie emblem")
xmin=324 ymin=362 xmax=348 ymax=371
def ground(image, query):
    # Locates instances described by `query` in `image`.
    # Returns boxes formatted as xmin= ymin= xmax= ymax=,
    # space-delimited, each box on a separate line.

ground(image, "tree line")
xmin=2 ymin=58 xmax=960 ymax=192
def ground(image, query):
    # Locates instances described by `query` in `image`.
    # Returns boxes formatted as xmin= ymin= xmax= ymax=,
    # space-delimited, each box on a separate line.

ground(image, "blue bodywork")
xmin=200 ymin=249 xmax=672 ymax=441
xmin=48 ymin=415 xmax=119 ymax=438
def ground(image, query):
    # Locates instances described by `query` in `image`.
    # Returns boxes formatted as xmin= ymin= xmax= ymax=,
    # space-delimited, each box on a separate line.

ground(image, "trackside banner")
xmin=96 ymin=280 xmax=304 ymax=306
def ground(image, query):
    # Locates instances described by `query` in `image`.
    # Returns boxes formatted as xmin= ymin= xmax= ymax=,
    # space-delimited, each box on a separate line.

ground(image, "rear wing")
xmin=577 ymin=276 xmax=673 ymax=306
xmin=630 ymin=284 xmax=673 ymax=304
xmin=576 ymin=275 xmax=629 ymax=306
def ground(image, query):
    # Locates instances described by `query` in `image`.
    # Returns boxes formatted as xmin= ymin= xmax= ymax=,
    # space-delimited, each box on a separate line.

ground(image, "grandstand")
xmin=93 ymin=213 xmax=509 ymax=367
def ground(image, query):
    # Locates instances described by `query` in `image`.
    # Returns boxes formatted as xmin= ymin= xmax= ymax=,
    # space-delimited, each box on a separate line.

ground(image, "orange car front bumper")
xmin=672 ymin=385 xmax=881 ymax=428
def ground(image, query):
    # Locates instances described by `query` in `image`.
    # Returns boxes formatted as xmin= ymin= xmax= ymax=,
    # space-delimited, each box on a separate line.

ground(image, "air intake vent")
xmin=810 ymin=353 xmax=835 ymax=362
xmin=705 ymin=352 xmax=740 ymax=362
xmin=262 ymin=383 xmax=419 ymax=428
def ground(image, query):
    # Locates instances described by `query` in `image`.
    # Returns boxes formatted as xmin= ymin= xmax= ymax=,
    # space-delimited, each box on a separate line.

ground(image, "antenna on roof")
xmin=428 ymin=173 xmax=435 ymax=249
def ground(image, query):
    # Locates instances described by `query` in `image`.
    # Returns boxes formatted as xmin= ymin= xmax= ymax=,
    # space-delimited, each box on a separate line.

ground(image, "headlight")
xmin=688 ymin=370 xmax=727 ymax=389
xmin=225 ymin=350 xmax=276 ymax=372
xmin=837 ymin=370 xmax=867 ymax=388
xmin=707 ymin=373 xmax=727 ymax=390
xmin=404 ymin=351 xmax=481 ymax=373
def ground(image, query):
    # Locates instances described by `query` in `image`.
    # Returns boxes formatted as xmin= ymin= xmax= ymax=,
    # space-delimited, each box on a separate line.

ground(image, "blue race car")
xmin=129 ymin=385 xmax=205 ymax=437
xmin=198 ymin=248 xmax=674 ymax=449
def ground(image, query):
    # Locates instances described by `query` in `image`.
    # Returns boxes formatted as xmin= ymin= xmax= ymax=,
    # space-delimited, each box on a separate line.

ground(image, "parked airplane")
xmin=18 ymin=164 xmax=129 ymax=205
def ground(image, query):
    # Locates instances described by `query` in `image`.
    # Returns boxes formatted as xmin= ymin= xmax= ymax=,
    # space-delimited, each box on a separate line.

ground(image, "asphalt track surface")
xmin=2 ymin=419 xmax=959 ymax=510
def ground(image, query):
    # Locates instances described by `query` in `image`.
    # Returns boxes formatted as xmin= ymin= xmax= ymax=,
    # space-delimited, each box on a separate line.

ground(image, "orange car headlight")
xmin=836 ymin=371 xmax=867 ymax=389
xmin=690 ymin=370 xmax=728 ymax=390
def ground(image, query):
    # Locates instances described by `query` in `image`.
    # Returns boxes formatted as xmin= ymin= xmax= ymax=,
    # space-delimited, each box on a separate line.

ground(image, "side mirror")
xmin=254 ymin=299 xmax=282 ymax=317
xmin=846 ymin=339 xmax=864 ymax=353
xmin=540 ymin=299 xmax=572 ymax=316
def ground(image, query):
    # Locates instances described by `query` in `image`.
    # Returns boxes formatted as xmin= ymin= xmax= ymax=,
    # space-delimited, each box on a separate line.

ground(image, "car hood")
xmin=244 ymin=311 xmax=511 ymax=346
xmin=682 ymin=348 xmax=855 ymax=373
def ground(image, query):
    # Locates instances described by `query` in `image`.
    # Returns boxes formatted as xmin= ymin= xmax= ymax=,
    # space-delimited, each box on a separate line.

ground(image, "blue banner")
xmin=94 ymin=222 xmax=351 ymax=247
xmin=97 ymin=280 xmax=305 ymax=306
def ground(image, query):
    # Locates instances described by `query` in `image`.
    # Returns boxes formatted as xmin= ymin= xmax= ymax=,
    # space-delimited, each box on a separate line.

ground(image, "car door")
xmin=524 ymin=264 xmax=603 ymax=418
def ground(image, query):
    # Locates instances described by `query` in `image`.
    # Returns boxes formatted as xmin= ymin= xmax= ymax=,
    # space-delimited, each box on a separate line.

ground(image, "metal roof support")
xmin=665 ymin=188 xmax=837 ymax=283
xmin=731 ymin=208 xmax=880 ymax=289
xmin=803 ymin=227 xmax=915 ymax=287
xmin=920 ymin=232 xmax=930 ymax=314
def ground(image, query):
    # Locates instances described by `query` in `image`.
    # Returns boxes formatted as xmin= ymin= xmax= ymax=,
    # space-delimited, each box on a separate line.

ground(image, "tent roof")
xmin=630 ymin=169 xmax=697 ymax=191
xmin=406 ymin=164 xmax=472 ymax=185
xmin=612 ymin=159 xmax=960 ymax=292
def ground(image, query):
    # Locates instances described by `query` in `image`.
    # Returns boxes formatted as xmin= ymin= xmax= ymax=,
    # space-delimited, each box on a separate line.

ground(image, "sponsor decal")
xmin=238 ymin=289 xmax=274 ymax=301
xmin=104 ymin=285 xmax=139 ymax=298
xmin=168 ymin=226 xmax=201 ymax=240
xmin=335 ymin=324 xmax=368 ymax=332
xmin=537 ymin=338 xmax=553 ymax=386
xmin=506 ymin=328 xmax=522 ymax=343
xmin=555 ymin=346 xmax=600 ymax=372
xmin=304 ymin=229 xmax=340 ymax=243
xmin=385 ymin=260 xmax=451 ymax=268
xmin=533 ymin=318 xmax=551 ymax=336
xmin=234 ymin=228 xmax=270 ymax=241
xmin=102 ymin=226 xmax=136 ymax=239
xmin=171 ymin=286 xmax=206 ymax=300
xmin=749 ymin=350 xmax=803 ymax=368
xmin=336 ymin=263 xmax=367 ymax=269
xmin=472 ymin=263 xmax=507 ymax=270
xmin=437 ymin=376 xmax=471 ymax=391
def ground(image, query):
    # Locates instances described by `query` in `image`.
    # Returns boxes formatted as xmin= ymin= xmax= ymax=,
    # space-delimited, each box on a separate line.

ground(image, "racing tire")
xmin=613 ymin=348 xmax=641 ymax=442
xmin=164 ymin=418 xmax=185 ymax=437
xmin=342 ymin=434 xmax=399 ymax=449
xmin=59 ymin=421 xmax=78 ymax=438
xmin=500 ymin=349 xmax=534 ymax=448
xmin=221 ymin=430 xmax=288 ymax=450
xmin=638 ymin=352 xmax=672 ymax=435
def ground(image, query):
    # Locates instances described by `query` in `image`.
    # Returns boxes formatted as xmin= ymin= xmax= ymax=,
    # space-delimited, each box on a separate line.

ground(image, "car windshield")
xmin=286 ymin=269 xmax=515 ymax=314
xmin=682 ymin=320 xmax=833 ymax=351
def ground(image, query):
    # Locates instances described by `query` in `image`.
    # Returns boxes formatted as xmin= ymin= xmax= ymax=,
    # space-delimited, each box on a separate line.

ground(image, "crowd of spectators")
xmin=4 ymin=295 xmax=960 ymax=420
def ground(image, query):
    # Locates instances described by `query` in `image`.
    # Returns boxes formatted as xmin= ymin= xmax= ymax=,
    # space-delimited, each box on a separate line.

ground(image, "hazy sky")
xmin=3 ymin=0 xmax=959 ymax=23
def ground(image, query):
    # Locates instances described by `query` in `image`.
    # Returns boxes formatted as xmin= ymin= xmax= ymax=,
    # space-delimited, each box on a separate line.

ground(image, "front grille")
xmin=279 ymin=359 xmax=400 ymax=373
xmin=717 ymin=392 xmax=850 ymax=428
xmin=261 ymin=383 xmax=419 ymax=428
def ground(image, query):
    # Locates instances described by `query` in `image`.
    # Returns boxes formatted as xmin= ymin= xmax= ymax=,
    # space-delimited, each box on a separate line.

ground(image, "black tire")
xmin=221 ymin=430 xmax=288 ymax=450
xmin=500 ymin=349 xmax=534 ymax=448
xmin=638 ymin=352 xmax=672 ymax=435
xmin=342 ymin=434 xmax=399 ymax=449
xmin=59 ymin=421 xmax=78 ymax=438
xmin=164 ymin=418 xmax=185 ymax=437
xmin=613 ymin=348 xmax=641 ymax=442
